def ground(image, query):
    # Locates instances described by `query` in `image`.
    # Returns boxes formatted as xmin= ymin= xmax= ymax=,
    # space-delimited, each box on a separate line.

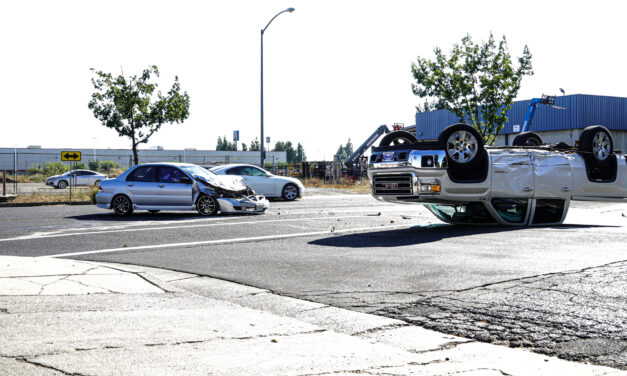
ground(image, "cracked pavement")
xmin=379 ymin=261 xmax=627 ymax=369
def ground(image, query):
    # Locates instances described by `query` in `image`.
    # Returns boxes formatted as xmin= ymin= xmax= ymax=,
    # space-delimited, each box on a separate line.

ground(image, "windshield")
xmin=181 ymin=165 xmax=215 ymax=179
xmin=428 ymin=203 xmax=496 ymax=224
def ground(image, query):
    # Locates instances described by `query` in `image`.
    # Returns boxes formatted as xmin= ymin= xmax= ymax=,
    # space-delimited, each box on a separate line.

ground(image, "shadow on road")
xmin=66 ymin=212 xmax=260 ymax=222
xmin=309 ymin=223 xmax=615 ymax=248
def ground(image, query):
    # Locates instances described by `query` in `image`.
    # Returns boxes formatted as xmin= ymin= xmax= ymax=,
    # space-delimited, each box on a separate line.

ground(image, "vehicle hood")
xmin=47 ymin=175 xmax=61 ymax=180
xmin=194 ymin=173 xmax=248 ymax=192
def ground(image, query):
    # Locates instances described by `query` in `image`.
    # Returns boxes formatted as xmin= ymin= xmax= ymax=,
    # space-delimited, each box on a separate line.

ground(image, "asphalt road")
xmin=1 ymin=193 xmax=626 ymax=369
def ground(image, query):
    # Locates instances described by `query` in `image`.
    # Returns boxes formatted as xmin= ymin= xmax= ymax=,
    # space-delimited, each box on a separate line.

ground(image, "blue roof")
xmin=414 ymin=94 xmax=627 ymax=140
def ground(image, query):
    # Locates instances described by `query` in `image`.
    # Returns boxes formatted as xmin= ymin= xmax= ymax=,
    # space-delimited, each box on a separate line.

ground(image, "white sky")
xmin=1 ymin=0 xmax=626 ymax=160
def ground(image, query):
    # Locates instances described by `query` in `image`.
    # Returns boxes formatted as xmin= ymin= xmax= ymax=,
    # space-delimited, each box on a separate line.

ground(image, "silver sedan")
xmin=46 ymin=170 xmax=108 ymax=189
xmin=95 ymin=163 xmax=269 ymax=216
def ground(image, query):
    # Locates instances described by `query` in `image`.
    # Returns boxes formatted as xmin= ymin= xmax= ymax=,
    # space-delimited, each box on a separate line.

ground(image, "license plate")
xmin=382 ymin=152 xmax=395 ymax=162
xmin=255 ymin=203 xmax=264 ymax=211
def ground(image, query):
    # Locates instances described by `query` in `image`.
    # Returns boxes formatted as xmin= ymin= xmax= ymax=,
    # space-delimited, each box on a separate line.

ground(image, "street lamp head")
xmin=287 ymin=8 xmax=295 ymax=12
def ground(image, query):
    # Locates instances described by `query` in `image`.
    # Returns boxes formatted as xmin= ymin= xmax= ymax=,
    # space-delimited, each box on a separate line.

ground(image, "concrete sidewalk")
xmin=0 ymin=256 xmax=624 ymax=376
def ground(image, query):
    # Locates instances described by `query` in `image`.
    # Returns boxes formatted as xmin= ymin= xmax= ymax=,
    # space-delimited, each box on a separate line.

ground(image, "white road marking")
xmin=0 ymin=215 xmax=384 ymax=242
xmin=39 ymin=224 xmax=412 ymax=259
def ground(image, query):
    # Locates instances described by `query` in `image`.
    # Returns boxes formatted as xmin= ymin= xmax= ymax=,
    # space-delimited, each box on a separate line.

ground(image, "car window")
xmin=226 ymin=167 xmax=242 ymax=175
xmin=532 ymin=199 xmax=565 ymax=224
xmin=491 ymin=198 xmax=528 ymax=223
xmin=158 ymin=166 xmax=186 ymax=183
xmin=126 ymin=166 xmax=157 ymax=182
xmin=429 ymin=203 xmax=496 ymax=224
xmin=84 ymin=171 xmax=96 ymax=175
xmin=249 ymin=167 xmax=267 ymax=176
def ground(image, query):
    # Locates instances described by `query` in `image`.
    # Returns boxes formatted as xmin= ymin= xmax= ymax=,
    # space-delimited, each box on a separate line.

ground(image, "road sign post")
xmin=60 ymin=152 xmax=81 ymax=204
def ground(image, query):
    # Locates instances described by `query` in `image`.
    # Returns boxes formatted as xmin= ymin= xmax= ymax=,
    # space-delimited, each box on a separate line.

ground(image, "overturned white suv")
xmin=368 ymin=124 xmax=627 ymax=226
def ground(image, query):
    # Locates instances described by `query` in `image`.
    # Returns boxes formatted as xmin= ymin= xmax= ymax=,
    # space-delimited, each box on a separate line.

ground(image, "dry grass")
xmin=302 ymin=178 xmax=370 ymax=193
xmin=10 ymin=188 xmax=97 ymax=204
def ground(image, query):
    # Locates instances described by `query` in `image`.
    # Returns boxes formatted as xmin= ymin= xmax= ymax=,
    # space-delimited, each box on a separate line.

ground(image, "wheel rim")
xmin=59 ymin=181 xmax=67 ymax=188
xmin=592 ymin=132 xmax=610 ymax=161
xmin=114 ymin=196 xmax=130 ymax=214
xmin=446 ymin=130 xmax=478 ymax=163
xmin=198 ymin=196 xmax=215 ymax=215
xmin=284 ymin=185 xmax=298 ymax=200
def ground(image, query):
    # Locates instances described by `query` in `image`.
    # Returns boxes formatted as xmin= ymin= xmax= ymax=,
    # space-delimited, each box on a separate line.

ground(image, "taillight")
xmin=98 ymin=185 xmax=103 ymax=191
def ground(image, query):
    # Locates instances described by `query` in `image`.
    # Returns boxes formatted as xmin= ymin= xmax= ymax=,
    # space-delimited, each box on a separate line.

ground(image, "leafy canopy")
xmin=88 ymin=65 xmax=191 ymax=165
xmin=411 ymin=34 xmax=533 ymax=144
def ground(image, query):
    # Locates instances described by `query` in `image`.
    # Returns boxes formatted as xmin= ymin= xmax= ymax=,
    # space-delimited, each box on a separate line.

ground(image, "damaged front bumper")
xmin=217 ymin=195 xmax=269 ymax=214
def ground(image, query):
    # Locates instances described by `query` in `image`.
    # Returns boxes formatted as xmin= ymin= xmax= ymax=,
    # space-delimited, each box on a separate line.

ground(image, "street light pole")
xmin=260 ymin=7 xmax=295 ymax=168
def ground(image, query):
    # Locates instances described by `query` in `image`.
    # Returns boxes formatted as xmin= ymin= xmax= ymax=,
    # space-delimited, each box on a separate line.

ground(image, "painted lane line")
xmin=39 ymin=224 xmax=412 ymax=259
xmin=0 ymin=215 xmax=377 ymax=242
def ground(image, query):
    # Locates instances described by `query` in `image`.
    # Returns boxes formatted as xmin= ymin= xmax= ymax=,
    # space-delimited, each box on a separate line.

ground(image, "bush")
xmin=43 ymin=162 xmax=69 ymax=176
xmin=28 ymin=164 xmax=43 ymax=175
xmin=89 ymin=186 xmax=99 ymax=204
xmin=88 ymin=160 xmax=121 ymax=172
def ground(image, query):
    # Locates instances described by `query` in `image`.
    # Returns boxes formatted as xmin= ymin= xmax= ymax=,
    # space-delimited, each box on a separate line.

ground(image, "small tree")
xmin=249 ymin=138 xmax=261 ymax=151
xmin=88 ymin=65 xmax=191 ymax=165
xmin=296 ymin=143 xmax=307 ymax=162
xmin=411 ymin=34 xmax=533 ymax=144
xmin=335 ymin=138 xmax=353 ymax=162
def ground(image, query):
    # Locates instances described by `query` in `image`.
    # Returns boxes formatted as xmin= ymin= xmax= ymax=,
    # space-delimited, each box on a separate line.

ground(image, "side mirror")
xmin=180 ymin=176 xmax=192 ymax=184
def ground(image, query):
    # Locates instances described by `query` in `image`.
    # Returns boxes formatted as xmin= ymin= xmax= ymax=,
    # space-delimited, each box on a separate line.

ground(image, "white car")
xmin=46 ymin=169 xmax=108 ymax=189
xmin=368 ymin=123 xmax=627 ymax=226
xmin=210 ymin=164 xmax=304 ymax=201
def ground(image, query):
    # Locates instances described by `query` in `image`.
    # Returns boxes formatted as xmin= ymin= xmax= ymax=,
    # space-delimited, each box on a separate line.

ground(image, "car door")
xmin=490 ymin=152 xmax=535 ymax=198
xmin=241 ymin=167 xmax=274 ymax=196
xmin=125 ymin=165 xmax=158 ymax=205
xmin=155 ymin=166 xmax=193 ymax=207
xmin=532 ymin=153 xmax=574 ymax=199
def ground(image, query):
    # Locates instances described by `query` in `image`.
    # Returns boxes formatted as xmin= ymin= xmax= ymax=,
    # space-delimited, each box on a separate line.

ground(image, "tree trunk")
xmin=132 ymin=142 xmax=139 ymax=166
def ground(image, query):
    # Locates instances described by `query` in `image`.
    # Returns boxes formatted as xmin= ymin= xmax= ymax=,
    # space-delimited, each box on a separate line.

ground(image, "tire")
xmin=112 ymin=195 xmax=133 ymax=216
xmin=438 ymin=124 xmax=484 ymax=166
xmin=512 ymin=132 xmax=543 ymax=147
xmin=57 ymin=180 xmax=68 ymax=189
xmin=282 ymin=183 xmax=299 ymax=201
xmin=196 ymin=195 xmax=218 ymax=216
xmin=148 ymin=210 xmax=160 ymax=214
xmin=578 ymin=125 xmax=613 ymax=164
xmin=378 ymin=131 xmax=418 ymax=147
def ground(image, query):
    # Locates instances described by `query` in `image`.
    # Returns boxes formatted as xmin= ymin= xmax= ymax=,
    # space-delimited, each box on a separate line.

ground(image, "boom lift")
xmin=344 ymin=123 xmax=405 ymax=166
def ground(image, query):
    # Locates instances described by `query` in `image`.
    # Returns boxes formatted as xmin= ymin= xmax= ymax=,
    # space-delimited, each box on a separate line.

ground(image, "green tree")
xmin=249 ymin=138 xmax=261 ymax=151
xmin=89 ymin=66 xmax=190 ymax=165
xmin=411 ymin=33 xmax=533 ymax=145
xmin=216 ymin=136 xmax=238 ymax=151
xmin=241 ymin=143 xmax=248 ymax=151
xmin=272 ymin=141 xmax=298 ymax=163
xmin=296 ymin=143 xmax=307 ymax=162
xmin=335 ymin=138 xmax=354 ymax=163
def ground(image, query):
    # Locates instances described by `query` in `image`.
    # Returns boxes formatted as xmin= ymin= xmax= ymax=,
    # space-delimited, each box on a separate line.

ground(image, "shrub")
xmin=44 ymin=161 xmax=69 ymax=176
xmin=28 ymin=164 xmax=43 ymax=175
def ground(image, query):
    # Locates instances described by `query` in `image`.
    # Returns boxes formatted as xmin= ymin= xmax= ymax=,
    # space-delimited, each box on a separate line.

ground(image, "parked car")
xmin=209 ymin=164 xmax=304 ymax=201
xmin=46 ymin=169 xmax=108 ymax=189
xmin=368 ymin=124 xmax=627 ymax=226
xmin=95 ymin=163 xmax=269 ymax=216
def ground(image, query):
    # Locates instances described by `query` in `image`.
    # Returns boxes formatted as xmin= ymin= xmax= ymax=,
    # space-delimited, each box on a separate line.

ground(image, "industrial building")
xmin=0 ymin=148 xmax=287 ymax=171
xmin=412 ymin=94 xmax=627 ymax=151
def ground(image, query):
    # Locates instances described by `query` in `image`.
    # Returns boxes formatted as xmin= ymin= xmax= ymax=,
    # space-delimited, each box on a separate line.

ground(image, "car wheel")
xmin=112 ymin=195 xmax=133 ymax=216
xmin=196 ymin=195 xmax=218 ymax=216
xmin=148 ymin=210 xmax=160 ymax=214
xmin=378 ymin=131 xmax=418 ymax=147
xmin=282 ymin=184 xmax=299 ymax=201
xmin=438 ymin=124 xmax=484 ymax=165
xmin=57 ymin=180 xmax=68 ymax=189
xmin=512 ymin=131 xmax=543 ymax=147
xmin=578 ymin=125 xmax=613 ymax=164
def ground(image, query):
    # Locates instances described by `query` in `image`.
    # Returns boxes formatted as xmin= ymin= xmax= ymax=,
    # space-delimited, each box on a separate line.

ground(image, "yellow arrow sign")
xmin=61 ymin=151 xmax=81 ymax=161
